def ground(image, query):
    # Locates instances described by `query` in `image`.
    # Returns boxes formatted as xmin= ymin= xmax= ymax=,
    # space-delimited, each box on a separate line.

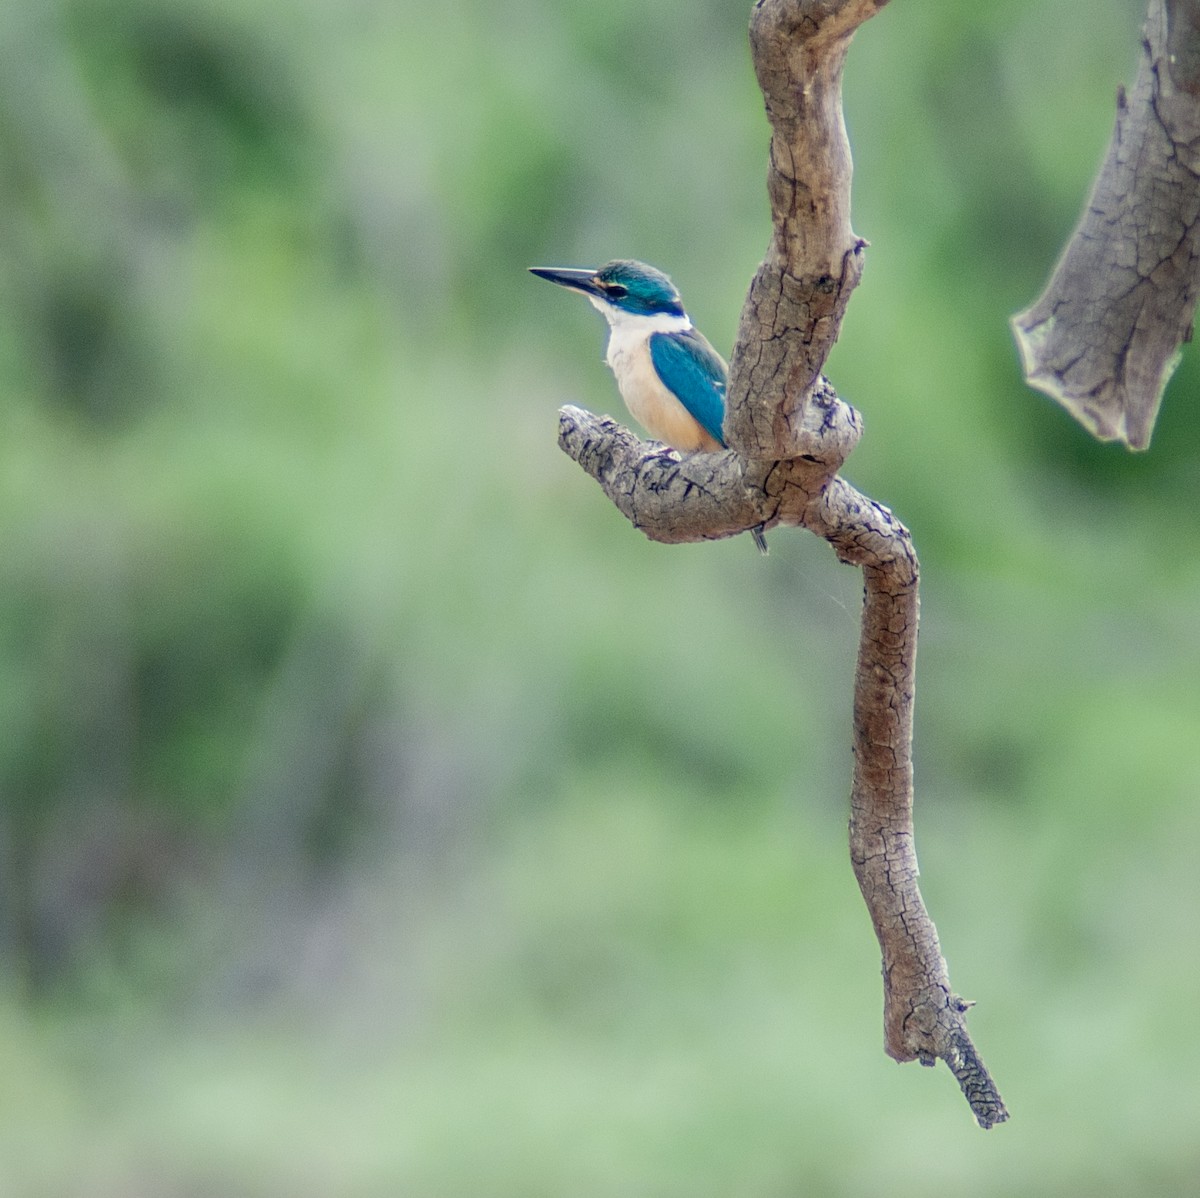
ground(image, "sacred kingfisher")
xmin=530 ymin=259 xmax=767 ymax=553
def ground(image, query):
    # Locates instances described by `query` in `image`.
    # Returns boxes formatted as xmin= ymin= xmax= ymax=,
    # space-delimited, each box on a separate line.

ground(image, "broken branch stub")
xmin=1012 ymin=0 xmax=1200 ymax=450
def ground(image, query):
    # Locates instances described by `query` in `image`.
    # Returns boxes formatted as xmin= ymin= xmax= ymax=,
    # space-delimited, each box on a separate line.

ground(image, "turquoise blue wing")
xmin=649 ymin=329 xmax=728 ymax=447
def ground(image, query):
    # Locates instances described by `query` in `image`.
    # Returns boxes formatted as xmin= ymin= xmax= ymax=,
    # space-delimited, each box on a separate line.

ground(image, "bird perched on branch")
xmin=530 ymin=258 xmax=767 ymax=554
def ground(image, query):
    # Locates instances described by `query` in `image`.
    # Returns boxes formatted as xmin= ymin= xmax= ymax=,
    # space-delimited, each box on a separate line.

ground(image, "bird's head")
xmin=529 ymin=259 xmax=686 ymax=319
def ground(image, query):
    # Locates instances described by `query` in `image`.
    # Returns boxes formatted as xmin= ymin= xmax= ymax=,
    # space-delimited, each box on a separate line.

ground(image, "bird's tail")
xmin=751 ymin=524 xmax=769 ymax=555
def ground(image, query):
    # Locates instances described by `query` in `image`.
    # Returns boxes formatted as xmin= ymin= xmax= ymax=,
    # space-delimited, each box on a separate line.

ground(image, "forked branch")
xmin=557 ymin=0 xmax=1007 ymax=1127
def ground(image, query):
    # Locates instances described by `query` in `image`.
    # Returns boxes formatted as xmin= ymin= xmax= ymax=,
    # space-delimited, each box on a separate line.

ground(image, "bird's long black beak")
xmin=528 ymin=266 xmax=602 ymax=296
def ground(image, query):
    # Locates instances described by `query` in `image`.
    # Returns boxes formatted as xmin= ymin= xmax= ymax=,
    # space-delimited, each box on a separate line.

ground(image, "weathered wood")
xmin=1013 ymin=0 xmax=1200 ymax=450
xmin=556 ymin=0 xmax=1008 ymax=1127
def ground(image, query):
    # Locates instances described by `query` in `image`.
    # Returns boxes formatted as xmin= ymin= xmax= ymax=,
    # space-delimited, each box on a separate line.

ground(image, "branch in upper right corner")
xmin=1011 ymin=0 xmax=1200 ymax=451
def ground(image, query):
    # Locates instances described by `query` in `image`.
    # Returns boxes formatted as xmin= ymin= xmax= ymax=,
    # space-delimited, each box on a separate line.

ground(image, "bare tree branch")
xmin=1012 ymin=0 xmax=1200 ymax=450
xmin=556 ymin=0 xmax=1008 ymax=1127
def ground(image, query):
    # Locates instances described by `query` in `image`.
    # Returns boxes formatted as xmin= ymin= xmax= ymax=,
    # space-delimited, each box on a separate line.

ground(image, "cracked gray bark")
xmin=556 ymin=0 xmax=1008 ymax=1128
xmin=1012 ymin=0 xmax=1200 ymax=450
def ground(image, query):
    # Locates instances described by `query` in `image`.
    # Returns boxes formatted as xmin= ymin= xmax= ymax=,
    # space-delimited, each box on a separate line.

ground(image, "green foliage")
xmin=1 ymin=0 xmax=1198 ymax=1191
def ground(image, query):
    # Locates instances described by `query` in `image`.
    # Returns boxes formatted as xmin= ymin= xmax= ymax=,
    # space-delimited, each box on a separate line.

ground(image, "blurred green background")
xmin=2 ymin=0 xmax=1198 ymax=1192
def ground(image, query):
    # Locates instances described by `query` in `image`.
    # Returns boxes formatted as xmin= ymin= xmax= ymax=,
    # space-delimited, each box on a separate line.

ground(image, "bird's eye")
xmin=605 ymin=283 xmax=628 ymax=298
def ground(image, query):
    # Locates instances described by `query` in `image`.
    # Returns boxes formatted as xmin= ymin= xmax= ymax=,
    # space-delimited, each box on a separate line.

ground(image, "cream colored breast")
xmin=603 ymin=322 xmax=721 ymax=453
